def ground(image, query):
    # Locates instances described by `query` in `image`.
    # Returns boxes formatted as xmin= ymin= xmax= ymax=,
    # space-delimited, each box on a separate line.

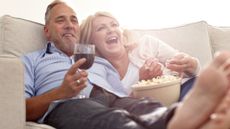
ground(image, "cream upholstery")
xmin=208 ymin=25 xmax=230 ymax=54
xmin=0 ymin=15 xmax=52 ymax=129
xmin=1 ymin=15 xmax=230 ymax=129
xmin=0 ymin=15 xmax=46 ymax=57
xmin=0 ymin=57 xmax=24 ymax=129
xmin=131 ymin=21 xmax=213 ymax=68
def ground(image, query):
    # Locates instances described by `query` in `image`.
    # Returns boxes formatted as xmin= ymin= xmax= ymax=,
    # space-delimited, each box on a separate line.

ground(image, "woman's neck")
xmin=107 ymin=52 xmax=129 ymax=80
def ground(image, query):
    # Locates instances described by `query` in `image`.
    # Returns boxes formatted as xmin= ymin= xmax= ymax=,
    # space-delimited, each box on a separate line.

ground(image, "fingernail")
xmin=145 ymin=66 xmax=150 ymax=70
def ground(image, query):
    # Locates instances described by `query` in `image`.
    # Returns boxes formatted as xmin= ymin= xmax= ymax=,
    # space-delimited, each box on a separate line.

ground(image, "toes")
xmin=213 ymin=51 xmax=230 ymax=68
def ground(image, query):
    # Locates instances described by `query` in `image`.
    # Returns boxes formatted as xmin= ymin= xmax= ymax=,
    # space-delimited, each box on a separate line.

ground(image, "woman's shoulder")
xmin=89 ymin=56 xmax=117 ymax=73
xmin=138 ymin=34 xmax=162 ymax=43
xmin=134 ymin=34 xmax=162 ymax=49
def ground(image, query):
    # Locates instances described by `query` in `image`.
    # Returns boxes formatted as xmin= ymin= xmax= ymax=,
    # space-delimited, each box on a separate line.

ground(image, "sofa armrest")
xmin=0 ymin=56 xmax=25 ymax=129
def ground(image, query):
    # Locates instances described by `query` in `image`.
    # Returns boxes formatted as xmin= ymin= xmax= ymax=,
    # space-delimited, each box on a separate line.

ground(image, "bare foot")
xmin=199 ymin=112 xmax=230 ymax=129
xmin=167 ymin=51 xmax=230 ymax=129
xmin=200 ymin=90 xmax=230 ymax=129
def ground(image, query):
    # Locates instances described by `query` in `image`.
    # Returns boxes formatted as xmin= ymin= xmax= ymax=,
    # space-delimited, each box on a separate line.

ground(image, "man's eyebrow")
xmin=71 ymin=15 xmax=77 ymax=18
xmin=71 ymin=15 xmax=78 ymax=19
xmin=55 ymin=15 xmax=65 ymax=20
xmin=55 ymin=14 xmax=77 ymax=19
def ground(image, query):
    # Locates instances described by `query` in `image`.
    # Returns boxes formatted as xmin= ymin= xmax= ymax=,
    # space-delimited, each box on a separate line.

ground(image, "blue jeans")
xmin=178 ymin=77 xmax=196 ymax=101
xmin=44 ymin=86 xmax=176 ymax=129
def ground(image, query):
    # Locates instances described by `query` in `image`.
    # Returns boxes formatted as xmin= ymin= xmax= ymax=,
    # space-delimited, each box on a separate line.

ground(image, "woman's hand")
xmin=166 ymin=52 xmax=198 ymax=76
xmin=139 ymin=58 xmax=163 ymax=80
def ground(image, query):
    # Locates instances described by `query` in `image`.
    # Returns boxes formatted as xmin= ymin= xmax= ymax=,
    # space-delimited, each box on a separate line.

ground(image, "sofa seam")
xmin=0 ymin=16 xmax=4 ymax=55
xmin=133 ymin=20 xmax=207 ymax=31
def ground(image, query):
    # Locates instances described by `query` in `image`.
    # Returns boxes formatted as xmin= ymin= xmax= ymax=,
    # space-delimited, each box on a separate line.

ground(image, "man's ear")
xmin=44 ymin=26 xmax=50 ymax=39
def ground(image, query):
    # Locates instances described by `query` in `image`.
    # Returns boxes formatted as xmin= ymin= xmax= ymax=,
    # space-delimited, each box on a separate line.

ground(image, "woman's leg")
xmin=179 ymin=77 xmax=196 ymax=101
xmin=199 ymin=90 xmax=230 ymax=129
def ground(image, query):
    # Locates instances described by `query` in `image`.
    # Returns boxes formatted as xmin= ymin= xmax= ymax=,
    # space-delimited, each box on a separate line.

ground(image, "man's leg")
xmin=44 ymin=98 xmax=147 ymax=129
xmin=111 ymin=96 xmax=175 ymax=129
xmin=90 ymin=86 xmax=175 ymax=129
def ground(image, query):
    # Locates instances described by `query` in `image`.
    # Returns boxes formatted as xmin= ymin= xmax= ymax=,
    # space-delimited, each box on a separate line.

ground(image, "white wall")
xmin=1 ymin=0 xmax=230 ymax=29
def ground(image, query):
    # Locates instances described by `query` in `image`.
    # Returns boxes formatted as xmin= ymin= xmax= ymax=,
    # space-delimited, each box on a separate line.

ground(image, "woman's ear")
xmin=124 ymin=43 xmax=138 ymax=52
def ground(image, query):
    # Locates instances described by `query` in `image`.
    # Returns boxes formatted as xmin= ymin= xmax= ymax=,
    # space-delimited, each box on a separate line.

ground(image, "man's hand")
xmin=58 ymin=58 xmax=88 ymax=98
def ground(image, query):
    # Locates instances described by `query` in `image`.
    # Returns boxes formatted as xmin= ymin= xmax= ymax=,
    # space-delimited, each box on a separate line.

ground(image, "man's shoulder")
xmin=25 ymin=48 xmax=45 ymax=56
xmin=21 ymin=48 xmax=45 ymax=62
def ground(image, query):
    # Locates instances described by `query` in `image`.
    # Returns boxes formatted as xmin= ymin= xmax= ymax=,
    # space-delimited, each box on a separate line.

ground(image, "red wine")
xmin=74 ymin=54 xmax=95 ymax=69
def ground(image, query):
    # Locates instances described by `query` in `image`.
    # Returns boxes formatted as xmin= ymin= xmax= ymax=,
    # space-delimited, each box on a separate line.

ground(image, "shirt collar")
xmin=42 ymin=41 xmax=68 ymax=57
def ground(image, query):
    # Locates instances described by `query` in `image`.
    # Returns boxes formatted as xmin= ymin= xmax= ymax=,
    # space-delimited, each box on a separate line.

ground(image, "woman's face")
xmin=91 ymin=16 xmax=125 ymax=58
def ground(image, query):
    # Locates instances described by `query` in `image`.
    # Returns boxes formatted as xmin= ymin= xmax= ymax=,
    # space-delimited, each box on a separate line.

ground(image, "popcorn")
xmin=137 ymin=75 xmax=180 ymax=87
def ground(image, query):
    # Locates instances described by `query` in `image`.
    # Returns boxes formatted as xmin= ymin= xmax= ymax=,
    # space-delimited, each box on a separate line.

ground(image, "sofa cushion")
xmin=26 ymin=122 xmax=55 ymax=129
xmin=0 ymin=15 xmax=46 ymax=57
xmin=0 ymin=57 xmax=25 ymax=129
xmin=130 ymin=21 xmax=213 ymax=68
xmin=208 ymin=25 xmax=230 ymax=55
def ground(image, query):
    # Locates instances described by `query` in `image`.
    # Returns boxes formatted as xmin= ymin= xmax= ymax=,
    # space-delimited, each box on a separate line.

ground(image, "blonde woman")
xmin=80 ymin=11 xmax=200 ymax=100
xmin=80 ymin=11 xmax=230 ymax=129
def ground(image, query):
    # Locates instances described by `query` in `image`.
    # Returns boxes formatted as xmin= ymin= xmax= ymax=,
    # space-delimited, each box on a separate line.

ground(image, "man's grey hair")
xmin=44 ymin=0 xmax=66 ymax=25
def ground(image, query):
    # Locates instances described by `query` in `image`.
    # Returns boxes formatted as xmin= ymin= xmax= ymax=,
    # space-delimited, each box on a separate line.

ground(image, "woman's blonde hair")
xmin=80 ymin=11 xmax=137 ymax=51
xmin=80 ymin=11 xmax=120 ymax=44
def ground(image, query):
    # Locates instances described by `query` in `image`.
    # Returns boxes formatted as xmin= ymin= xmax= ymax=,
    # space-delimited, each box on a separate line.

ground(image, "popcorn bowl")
xmin=131 ymin=76 xmax=181 ymax=107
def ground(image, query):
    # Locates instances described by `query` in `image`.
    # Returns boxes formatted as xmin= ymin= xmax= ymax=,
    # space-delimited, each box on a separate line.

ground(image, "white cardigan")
xmin=128 ymin=35 xmax=200 ymax=82
xmin=129 ymin=35 xmax=178 ymax=68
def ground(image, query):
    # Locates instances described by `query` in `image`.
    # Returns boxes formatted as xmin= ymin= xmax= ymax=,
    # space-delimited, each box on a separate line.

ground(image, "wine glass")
xmin=73 ymin=44 xmax=95 ymax=69
xmin=73 ymin=44 xmax=95 ymax=99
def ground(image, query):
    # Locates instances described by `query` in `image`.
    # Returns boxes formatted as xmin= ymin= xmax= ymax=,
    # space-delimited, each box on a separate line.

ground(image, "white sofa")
xmin=1 ymin=15 xmax=230 ymax=129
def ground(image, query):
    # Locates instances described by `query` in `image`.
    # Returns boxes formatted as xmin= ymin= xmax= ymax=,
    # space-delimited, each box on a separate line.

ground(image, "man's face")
xmin=44 ymin=4 xmax=80 ymax=56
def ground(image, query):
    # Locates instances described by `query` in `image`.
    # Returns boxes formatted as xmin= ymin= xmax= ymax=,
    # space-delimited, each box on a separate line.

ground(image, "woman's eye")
xmin=97 ymin=26 xmax=105 ymax=31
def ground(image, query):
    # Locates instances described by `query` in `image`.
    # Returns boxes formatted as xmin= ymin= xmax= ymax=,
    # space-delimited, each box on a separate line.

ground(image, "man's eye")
xmin=72 ymin=19 xmax=78 ymax=24
xmin=56 ymin=20 xmax=64 ymax=23
xmin=112 ymin=23 xmax=118 ymax=27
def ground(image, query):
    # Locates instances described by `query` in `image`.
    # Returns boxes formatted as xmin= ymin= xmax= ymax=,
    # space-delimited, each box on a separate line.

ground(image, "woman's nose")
xmin=106 ymin=26 xmax=114 ymax=34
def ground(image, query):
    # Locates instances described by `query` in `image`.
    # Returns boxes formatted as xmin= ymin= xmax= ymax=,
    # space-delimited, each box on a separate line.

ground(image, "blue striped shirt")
xmin=22 ymin=42 xmax=92 ymax=98
xmin=21 ymin=42 xmax=93 ymax=123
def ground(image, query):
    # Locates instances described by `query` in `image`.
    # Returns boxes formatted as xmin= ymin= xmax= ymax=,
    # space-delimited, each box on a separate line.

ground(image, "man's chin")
xmin=65 ymin=40 xmax=77 ymax=46
xmin=63 ymin=36 xmax=77 ymax=42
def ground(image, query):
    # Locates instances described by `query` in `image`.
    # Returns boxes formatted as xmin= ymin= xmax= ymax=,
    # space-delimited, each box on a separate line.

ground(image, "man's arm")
xmin=26 ymin=58 xmax=88 ymax=121
xmin=26 ymin=87 xmax=64 ymax=121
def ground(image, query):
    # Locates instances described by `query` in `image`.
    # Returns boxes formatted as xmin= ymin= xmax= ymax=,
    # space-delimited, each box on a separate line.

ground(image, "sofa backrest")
xmin=0 ymin=15 xmax=219 ymax=69
xmin=0 ymin=15 xmax=46 ymax=57
xmin=208 ymin=25 xmax=230 ymax=55
xmin=130 ymin=21 xmax=213 ymax=68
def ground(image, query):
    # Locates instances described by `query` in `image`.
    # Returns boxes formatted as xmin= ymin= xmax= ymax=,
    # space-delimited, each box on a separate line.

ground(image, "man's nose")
xmin=65 ymin=20 xmax=74 ymax=29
